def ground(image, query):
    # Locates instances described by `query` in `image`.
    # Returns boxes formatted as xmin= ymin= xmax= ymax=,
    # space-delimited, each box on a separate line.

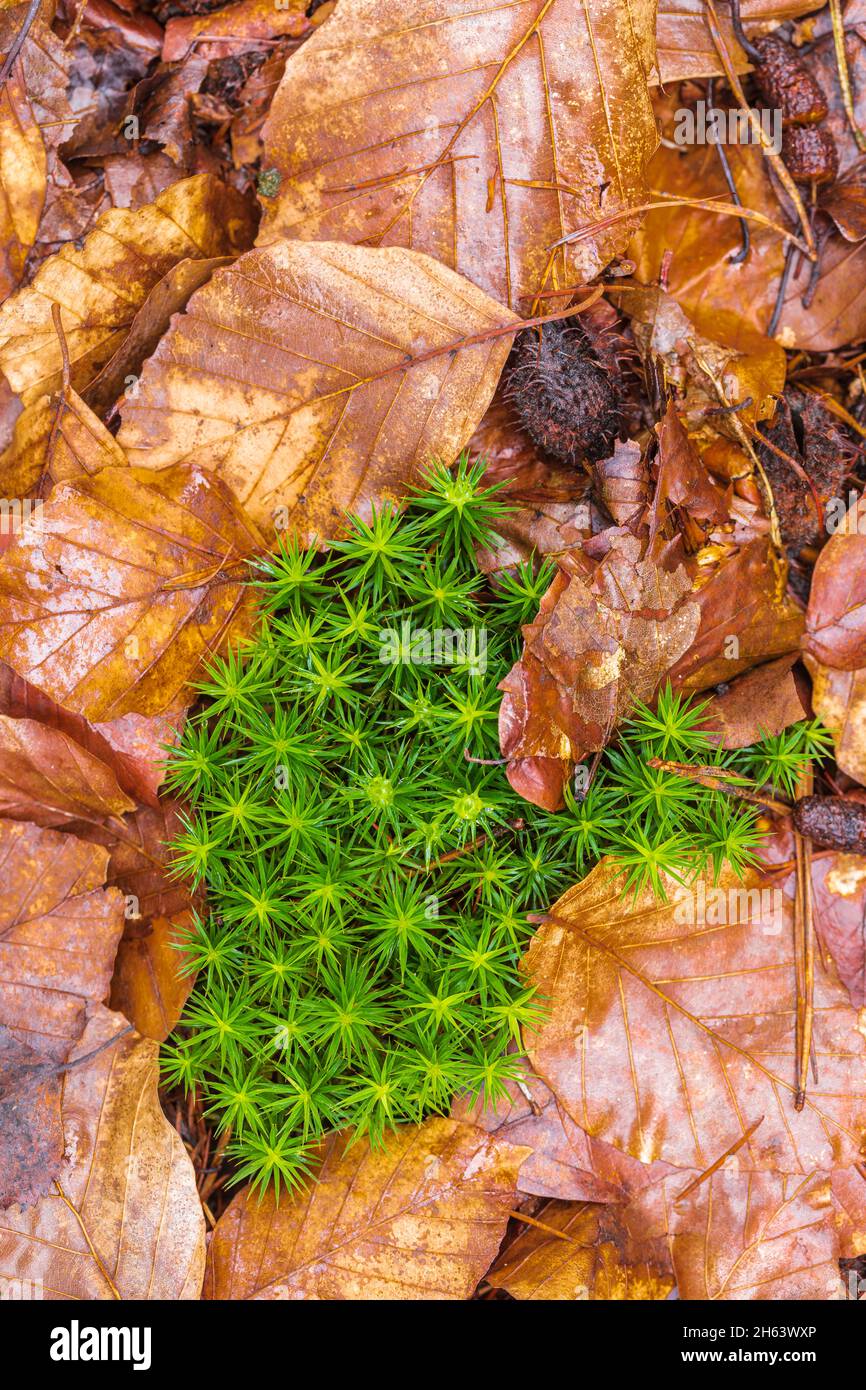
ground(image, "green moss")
xmin=162 ymin=456 xmax=831 ymax=1197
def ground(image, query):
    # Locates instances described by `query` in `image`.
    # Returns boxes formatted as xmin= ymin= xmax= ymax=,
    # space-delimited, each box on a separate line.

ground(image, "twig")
xmin=829 ymin=0 xmax=866 ymax=152
xmin=707 ymin=77 xmax=751 ymax=263
xmin=728 ymin=0 xmax=762 ymax=63
xmin=506 ymin=1208 xmax=591 ymax=1247
xmin=0 ymin=0 xmax=42 ymax=87
xmin=741 ymin=417 xmax=825 ymax=531
xmin=705 ymin=0 xmax=816 ymax=260
xmin=647 ymin=757 xmax=792 ymax=815
xmin=794 ymin=763 xmax=815 ymax=1111
xmin=674 ymin=1115 xmax=764 ymax=1202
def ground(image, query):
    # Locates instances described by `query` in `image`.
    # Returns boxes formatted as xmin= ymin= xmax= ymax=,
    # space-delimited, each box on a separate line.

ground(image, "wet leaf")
xmin=802 ymin=494 xmax=866 ymax=783
xmin=487 ymin=1199 xmax=674 ymax=1300
xmin=205 ymin=1119 xmax=529 ymax=1299
xmin=258 ymin=0 xmax=659 ymax=311
xmin=499 ymin=533 xmax=701 ymax=809
xmin=0 ymin=819 xmax=125 ymax=1063
xmin=0 ymin=173 xmax=255 ymax=409
xmin=0 ymin=1007 xmax=206 ymax=1298
xmin=0 ymin=712 xmax=134 ymax=828
xmin=625 ymin=1168 xmax=863 ymax=1300
xmin=118 ymin=240 xmax=517 ymax=541
xmin=523 ymin=858 xmax=866 ymax=1171
xmin=0 ymin=463 xmax=262 ymax=721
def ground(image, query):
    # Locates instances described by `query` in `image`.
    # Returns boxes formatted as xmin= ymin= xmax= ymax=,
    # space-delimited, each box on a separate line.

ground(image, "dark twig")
xmin=0 ymin=0 xmax=42 ymax=87
xmin=707 ymin=77 xmax=750 ymax=263
xmin=728 ymin=0 xmax=763 ymax=63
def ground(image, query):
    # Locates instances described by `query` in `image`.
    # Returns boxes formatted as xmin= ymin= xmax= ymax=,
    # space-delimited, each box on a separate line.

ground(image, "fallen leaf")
xmin=0 ymin=9 xmax=78 ymax=298
xmin=0 ymin=1026 xmax=64 ymax=1210
xmin=0 ymin=1007 xmax=206 ymax=1298
xmin=452 ymin=1072 xmax=668 ymax=1204
xmin=670 ymin=538 xmax=805 ymax=691
xmin=0 ymin=819 xmax=125 ymax=1062
xmin=487 ymin=1198 xmax=674 ymax=1300
xmin=0 ymin=463 xmax=262 ymax=721
xmin=0 ymin=712 xmax=134 ymax=828
xmin=118 ymin=240 xmax=517 ymax=541
xmin=0 ymin=661 xmax=186 ymax=808
xmin=258 ymin=0 xmax=659 ymax=311
xmin=697 ymin=653 xmax=808 ymax=747
xmin=0 ymin=172 xmax=255 ymax=409
xmin=499 ymin=532 xmax=701 ymax=809
xmin=204 ymin=1119 xmax=529 ymax=1299
xmin=109 ymin=914 xmax=195 ymax=1044
xmin=84 ymin=255 xmax=233 ymax=416
xmin=655 ymin=0 xmax=823 ymax=81
xmin=523 ymin=858 xmax=866 ymax=1171
xmin=626 ymin=1168 xmax=859 ymax=1300
xmin=802 ymin=494 xmax=866 ymax=783
xmin=163 ymin=0 xmax=310 ymax=62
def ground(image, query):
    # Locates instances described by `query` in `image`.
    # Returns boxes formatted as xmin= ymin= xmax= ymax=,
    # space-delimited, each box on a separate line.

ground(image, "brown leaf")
xmin=163 ymin=0 xmax=310 ymax=62
xmin=697 ymin=653 xmax=808 ymax=747
xmin=655 ymin=0 xmax=822 ymax=82
xmin=0 ymin=1027 xmax=64 ymax=1210
xmin=761 ymin=823 xmax=866 ymax=1011
xmin=109 ymin=914 xmax=195 ymax=1044
xmin=499 ymin=533 xmax=701 ymax=809
xmin=0 ymin=819 xmax=125 ymax=1063
xmin=802 ymin=495 xmax=866 ymax=783
xmin=669 ymin=538 xmax=805 ymax=691
xmin=0 ymin=385 xmax=127 ymax=498
xmin=0 ymin=712 xmax=134 ymax=828
xmin=84 ymin=256 xmax=233 ymax=416
xmin=651 ymin=401 xmax=730 ymax=536
xmin=118 ymin=240 xmax=517 ymax=541
xmin=470 ymin=394 xmax=592 ymax=572
xmin=204 ymin=1119 xmax=529 ymax=1299
xmin=487 ymin=1199 xmax=674 ymax=1300
xmin=0 ymin=11 xmax=79 ymax=299
xmin=0 ymin=173 xmax=255 ymax=410
xmin=625 ymin=1169 xmax=857 ymax=1300
xmin=523 ymin=858 xmax=866 ymax=1172
xmin=0 ymin=661 xmax=185 ymax=808
xmin=0 ymin=463 xmax=262 ymax=721
xmin=0 ymin=1007 xmax=206 ymax=1298
xmin=258 ymin=0 xmax=659 ymax=311
xmin=453 ymin=1072 xmax=672 ymax=1203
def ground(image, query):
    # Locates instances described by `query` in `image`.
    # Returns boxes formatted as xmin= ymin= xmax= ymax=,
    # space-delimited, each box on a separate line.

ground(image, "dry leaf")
xmin=258 ymin=0 xmax=659 ymax=311
xmin=523 ymin=858 xmax=866 ymax=1172
xmin=0 ymin=463 xmax=262 ymax=721
xmin=697 ymin=653 xmax=808 ymax=747
xmin=0 ymin=819 xmax=125 ymax=1064
xmin=118 ymin=240 xmax=517 ymax=541
xmin=0 ymin=1007 xmax=206 ymax=1298
xmin=205 ymin=1119 xmax=529 ymax=1299
xmin=487 ymin=1199 xmax=674 ymax=1300
xmin=0 ymin=1025 xmax=65 ymax=1211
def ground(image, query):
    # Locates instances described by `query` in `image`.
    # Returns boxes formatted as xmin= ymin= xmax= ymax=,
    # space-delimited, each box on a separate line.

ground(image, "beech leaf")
xmin=118 ymin=240 xmax=517 ymax=540
xmin=523 ymin=859 xmax=866 ymax=1172
xmin=0 ymin=1008 xmax=206 ymax=1298
xmin=0 ymin=463 xmax=262 ymax=721
xmin=258 ymin=0 xmax=659 ymax=311
xmin=204 ymin=1119 xmax=529 ymax=1299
